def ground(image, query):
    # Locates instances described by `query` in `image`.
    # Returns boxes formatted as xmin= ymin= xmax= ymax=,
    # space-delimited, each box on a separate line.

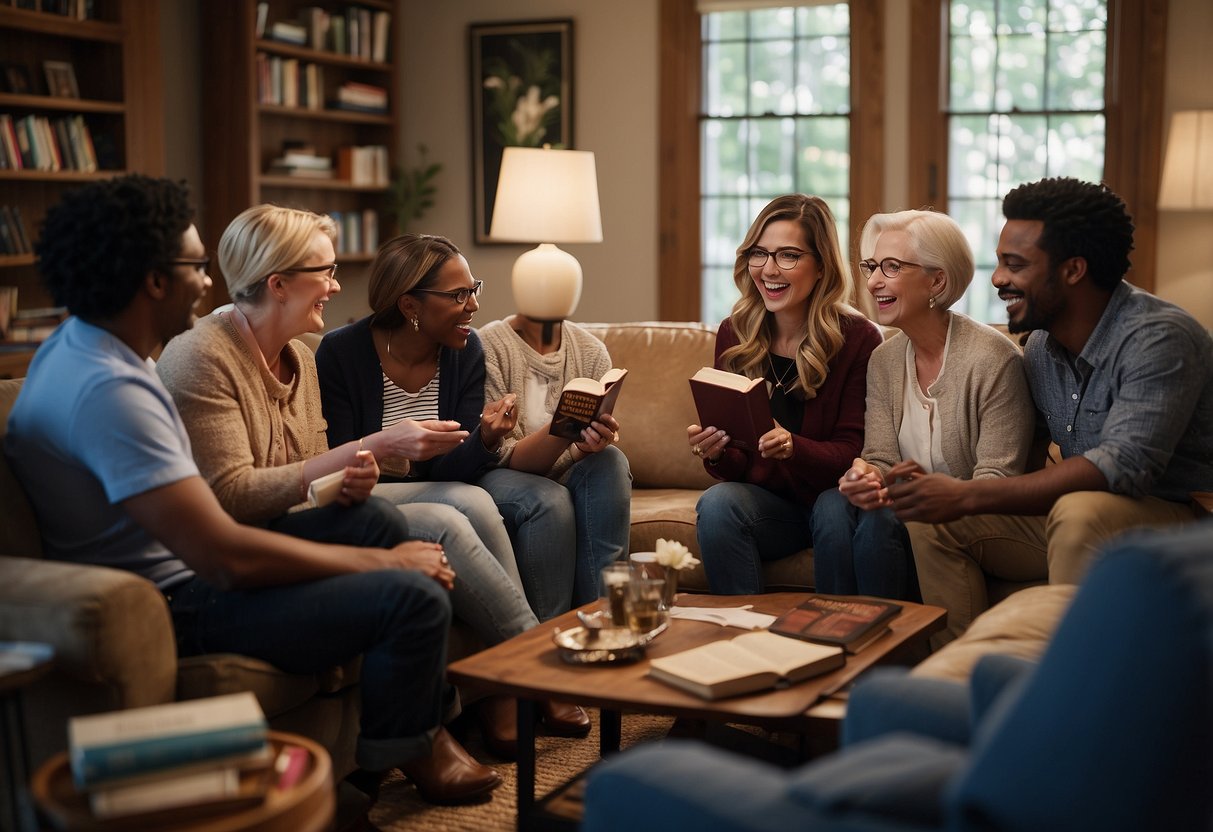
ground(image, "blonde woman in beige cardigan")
xmin=809 ymin=209 xmax=1035 ymax=602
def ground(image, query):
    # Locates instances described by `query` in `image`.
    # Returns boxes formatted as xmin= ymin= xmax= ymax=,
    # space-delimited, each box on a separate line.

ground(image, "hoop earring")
xmin=411 ymin=317 xmax=420 ymax=332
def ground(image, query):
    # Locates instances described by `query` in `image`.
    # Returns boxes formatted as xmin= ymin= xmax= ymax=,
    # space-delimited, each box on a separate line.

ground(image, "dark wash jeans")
xmin=166 ymin=496 xmax=453 ymax=770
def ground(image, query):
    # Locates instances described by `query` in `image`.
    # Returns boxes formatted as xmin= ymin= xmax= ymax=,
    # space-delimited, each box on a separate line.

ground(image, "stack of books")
xmin=69 ymin=692 xmax=274 ymax=823
xmin=3 ymin=305 xmax=67 ymax=343
xmin=267 ymin=147 xmax=333 ymax=179
xmin=331 ymin=81 xmax=388 ymax=114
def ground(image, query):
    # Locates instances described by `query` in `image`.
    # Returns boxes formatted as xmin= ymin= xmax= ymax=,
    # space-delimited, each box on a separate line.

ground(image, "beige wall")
xmin=162 ymin=0 xmax=1211 ymax=327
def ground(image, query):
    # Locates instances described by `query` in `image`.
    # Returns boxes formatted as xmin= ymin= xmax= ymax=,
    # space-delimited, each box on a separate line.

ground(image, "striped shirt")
xmin=381 ymin=371 xmax=440 ymax=428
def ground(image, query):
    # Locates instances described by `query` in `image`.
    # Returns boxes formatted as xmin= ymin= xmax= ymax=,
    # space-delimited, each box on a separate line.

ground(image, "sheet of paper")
xmin=669 ymin=605 xmax=777 ymax=630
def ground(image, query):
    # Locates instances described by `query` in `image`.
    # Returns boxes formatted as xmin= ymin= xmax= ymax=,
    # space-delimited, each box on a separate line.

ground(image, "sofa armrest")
xmin=0 ymin=557 xmax=177 ymax=707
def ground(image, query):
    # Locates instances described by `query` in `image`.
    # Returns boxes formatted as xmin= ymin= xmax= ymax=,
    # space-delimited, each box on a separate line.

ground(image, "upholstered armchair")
xmin=584 ymin=521 xmax=1213 ymax=831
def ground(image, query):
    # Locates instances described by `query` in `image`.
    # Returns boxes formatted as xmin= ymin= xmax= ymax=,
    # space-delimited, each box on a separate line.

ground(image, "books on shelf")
xmin=257 ymin=53 xmax=324 ymax=110
xmin=549 ymin=368 xmax=628 ymax=441
xmin=768 ymin=595 xmax=902 ymax=654
xmin=689 ymin=366 xmax=775 ymax=452
xmin=336 ymin=144 xmax=389 ymax=186
xmin=2 ymin=114 xmax=100 ymax=173
xmin=0 ymin=207 xmax=33 ymax=256
xmin=3 ymin=305 xmax=67 ymax=342
xmin=268 ymin=149 xmax=334 ymax=179
xmin=332 ymin=81 xmax=388 ymax=114
xmin=257 ymin=4 xmax=389 ymax=62
xmin=648 ymin=630 xmax=844 ymax=700
xmin=329 ymin=209 xmax=380 ymax=256
xmin=69 ymin=691 xmax=269 ymax=789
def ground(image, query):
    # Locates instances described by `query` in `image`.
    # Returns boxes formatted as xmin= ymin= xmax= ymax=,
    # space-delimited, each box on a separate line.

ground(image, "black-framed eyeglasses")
xmin=413 ymin=280 xmax=483 ymax=305
xmin=859 ymin=258 xmax=929 ymax=278
xmin=168 ymin=256 xmax=211 ymax=272
xmin=283 ymin=263 xmax=339 ymax=281
xmin=747 ymin=248 xmax=810 ymax=270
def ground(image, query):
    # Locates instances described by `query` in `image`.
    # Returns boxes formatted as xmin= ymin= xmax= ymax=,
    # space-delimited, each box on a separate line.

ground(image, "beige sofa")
xmin=582 ymin=321 xmax=1045 ymax=605
xmin=0 ymin=377 xmax=364 ymax=775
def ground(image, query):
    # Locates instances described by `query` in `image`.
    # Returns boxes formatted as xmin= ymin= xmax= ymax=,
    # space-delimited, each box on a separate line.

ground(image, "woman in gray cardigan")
xmin=810 ymin=210 xmax=1035 ymax=599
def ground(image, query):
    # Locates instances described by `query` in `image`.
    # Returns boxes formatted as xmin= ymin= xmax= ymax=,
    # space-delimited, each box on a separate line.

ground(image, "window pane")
xmin=1050 ymin=0 xmax=1106 ymax=32
xmin=750 ymin=39 xmax=796 ymax=116
xmin=703 ymin=42 xmax=747 ymax=117
xmin=952 ymin=0 xmax=996 ymax=36
xmin=703 ymin=11 xmax=746 ymax=42
xmin=998 ymin=0 xmax=1048 ymax=35
xmin=751 ymin=118 xmax=797 ymax=194
xmin=701 ymin=119 xmax=748 ymax=196
xmin=750 ymin=7 xmax=795 ymax=40
xmin=796 ymin=5 xmax=849 ymax=36
xmin=950 ymin=34 xmax=997 ymax=112
xmin=1046 ymin=114 xmax=1104 ymax=180
xmin=797 ymin=117 xmax=849 ymax=196
xmin=947 ymin=196 xmax=1002 ymax=320
xmin=999 ymin=114 xmax=1049 ymax=185
xmin=702 ymin=196 xmax=749 ymax=267
xmin=948 ymin=114 xmax=1003 ymax=199
xmin=798 ymin=35 xmax=850 ymax=114
xmin=1047 ymin=31 xmax=1105 ymax=110
xmin=701 ymin=264 xmax=740 ymax=324
xmin=995 ymin=33 xmax=1046 ymax=112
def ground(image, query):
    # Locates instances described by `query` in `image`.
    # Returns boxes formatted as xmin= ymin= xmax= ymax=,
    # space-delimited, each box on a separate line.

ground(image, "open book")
xmin=648 ymin=630 xmax=844 ymax=700
xmin=549 ymin=367 xmax=628 ymax=441
xmin=689 ymin=366 xmax=775 ymax=452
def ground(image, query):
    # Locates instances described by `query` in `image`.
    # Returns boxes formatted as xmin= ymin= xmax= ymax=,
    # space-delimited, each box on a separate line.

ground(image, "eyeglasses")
xmin=283 ymin=263 xmax=339 ymax=281
xmin=747 ymin=248 xmax=810 ymax=270
xmin=168 ymin=256 xmax=210 ymax=272
xmin=859 ymin=258 xmax=929 ymax=278
xmin=413 ymin=279 xmax=483 ymax=305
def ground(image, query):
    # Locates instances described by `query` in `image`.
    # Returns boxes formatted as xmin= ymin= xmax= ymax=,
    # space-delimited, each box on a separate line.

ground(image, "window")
xmin=699 ymin=4 xmax=852 ymax=323
xmin=946 ymin=0 xmax=1108 ymax=321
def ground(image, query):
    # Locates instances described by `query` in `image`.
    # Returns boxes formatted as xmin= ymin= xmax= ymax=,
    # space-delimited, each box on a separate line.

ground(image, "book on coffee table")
xmin=688 ymin=366 xmax=774 ymax=452
xmin=768 ymin=595 xmax=902 ymax=654
xmin=647 ymin=630 xmax=844 ymax=700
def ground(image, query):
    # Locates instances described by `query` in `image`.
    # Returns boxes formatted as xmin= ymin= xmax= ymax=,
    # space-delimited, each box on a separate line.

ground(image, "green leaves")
xmin=387 ymin=143 xmax=442 ymax=232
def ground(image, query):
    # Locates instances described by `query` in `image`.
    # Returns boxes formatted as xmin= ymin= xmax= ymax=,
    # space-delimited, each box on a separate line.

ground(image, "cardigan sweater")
xmin=707 ymin=313 xmax=883 ymax=504
xmin=479 ymin=318 xmax=612 ymax=481
xmin=156 ymin=312 xmax=327 ymax=524
xmin=862 ymin=312 xmax=1035 ymax=480
xmin=315 ymin=315 xmax=500 ymax=483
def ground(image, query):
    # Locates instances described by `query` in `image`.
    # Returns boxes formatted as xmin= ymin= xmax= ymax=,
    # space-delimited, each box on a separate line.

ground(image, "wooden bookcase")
xmin=200 ymin=0 xmax=398 ymax=327
xmin=0 ymin=0 xmax=163 ymax=378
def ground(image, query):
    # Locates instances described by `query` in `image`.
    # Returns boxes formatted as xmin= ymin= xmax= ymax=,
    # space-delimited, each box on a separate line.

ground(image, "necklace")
xmin=769 ymin=355 xmax=798 ymax=390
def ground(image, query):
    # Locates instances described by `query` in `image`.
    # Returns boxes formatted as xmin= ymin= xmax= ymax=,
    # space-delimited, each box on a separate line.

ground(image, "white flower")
xmin=510 ymin=85 xmax=559 ymax=145
xmin=654 ymin=538 xmax=700 ymax=571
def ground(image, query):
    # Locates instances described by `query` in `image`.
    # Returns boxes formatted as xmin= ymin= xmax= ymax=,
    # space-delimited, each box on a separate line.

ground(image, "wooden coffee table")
xmin=448 ymin=592 xmax=945 ymax=830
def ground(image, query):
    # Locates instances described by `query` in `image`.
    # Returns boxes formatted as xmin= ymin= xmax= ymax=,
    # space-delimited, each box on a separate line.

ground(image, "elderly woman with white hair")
xmin=809 ymin=209 xmax=1036 ymax=600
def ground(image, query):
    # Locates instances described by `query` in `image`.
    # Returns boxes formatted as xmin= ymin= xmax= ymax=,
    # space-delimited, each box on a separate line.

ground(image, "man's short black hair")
xmin=1002 ymin=177 xmax=1135 ymax=292
xmin=35 ymin=175 xmax=194 ymax=320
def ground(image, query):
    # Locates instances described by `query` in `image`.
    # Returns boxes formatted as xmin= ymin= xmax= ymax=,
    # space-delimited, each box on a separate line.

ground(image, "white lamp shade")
xmin=1158 ymin=110 xmax=1213 ymax=210
xmin=489 ymin=147 xmax=603 ymax=243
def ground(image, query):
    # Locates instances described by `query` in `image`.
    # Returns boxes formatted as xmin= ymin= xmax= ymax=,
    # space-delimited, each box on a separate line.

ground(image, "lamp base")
xmin=511 ymin=243 xmax=583 ymax=322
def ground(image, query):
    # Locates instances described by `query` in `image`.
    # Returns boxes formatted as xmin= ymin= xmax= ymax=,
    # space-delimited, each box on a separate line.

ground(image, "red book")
xmin=768 ymin=595 xmax=902 ymax=654
xmin=688 ymin=366 xmax=774 ymax=452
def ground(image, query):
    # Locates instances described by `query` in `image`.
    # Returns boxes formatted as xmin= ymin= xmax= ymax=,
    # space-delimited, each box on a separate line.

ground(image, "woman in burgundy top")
xmin=688 ymin=194 xmax=882 ymax=594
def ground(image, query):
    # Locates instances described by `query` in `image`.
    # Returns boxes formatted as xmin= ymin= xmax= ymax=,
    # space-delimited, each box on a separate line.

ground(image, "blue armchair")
xmin=584 ymin=521 xmax=1213 ymax=832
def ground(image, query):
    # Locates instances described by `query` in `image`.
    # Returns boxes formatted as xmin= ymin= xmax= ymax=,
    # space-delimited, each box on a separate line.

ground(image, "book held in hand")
xmin=769 ymin=595 xmax=902 ymax=654
xmin=69 ymin=691 xmax=269 ymax=788
xmin=549 ymin=367 xmax=628 ymax=441
xmin=647 ymin=630 xmax=844 ymax=700
xmin=689 ymin=366 xmax=775 ymax=452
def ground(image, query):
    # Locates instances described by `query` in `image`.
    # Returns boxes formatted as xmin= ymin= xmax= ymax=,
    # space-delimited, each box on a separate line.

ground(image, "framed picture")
xmin=469 ymin=19 xmax=573 ymax=244
xmin=43 ymin=60 xmax=79 ymax=99
xmin=1 ymin=63 xmax=33 ymax=96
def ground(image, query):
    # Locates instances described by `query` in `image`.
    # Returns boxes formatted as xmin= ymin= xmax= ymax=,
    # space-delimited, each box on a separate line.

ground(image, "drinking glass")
xmin=600 ymin=562 xmax=634 ymax=627
xmin=625 ymin=576 xmax=666 ymax=634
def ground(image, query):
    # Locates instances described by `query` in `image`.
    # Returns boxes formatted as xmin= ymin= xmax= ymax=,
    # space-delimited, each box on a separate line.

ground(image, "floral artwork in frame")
xmin=469 ymin=19 xmax=573 ymax=244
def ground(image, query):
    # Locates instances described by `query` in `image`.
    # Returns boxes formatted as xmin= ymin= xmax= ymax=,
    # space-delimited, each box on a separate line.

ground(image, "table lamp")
xmin=489 ymin=146 xmax=603 ymax=344
xmin=1158 ymin=110 xmax=1213 ymax=210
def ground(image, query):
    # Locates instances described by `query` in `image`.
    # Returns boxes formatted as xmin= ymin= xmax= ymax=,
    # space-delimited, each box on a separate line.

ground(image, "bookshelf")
xmin=200 ymin=0 xmax=398 ymax=326
xmin=0 ymin=0 xmax=163 ymax=377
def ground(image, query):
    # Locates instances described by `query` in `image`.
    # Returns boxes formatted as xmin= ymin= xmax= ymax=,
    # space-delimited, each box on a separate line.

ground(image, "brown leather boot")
xmin=476 ymin=695 xmax=519 ymax=760
xmin=541 ymin=700 xmax=591 ymax=737
xmin=398 ymin=727 xmax=502 ymax=805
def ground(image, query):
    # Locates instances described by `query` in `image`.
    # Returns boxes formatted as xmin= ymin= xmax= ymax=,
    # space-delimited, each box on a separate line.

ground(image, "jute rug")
xmin=366 ymin=712 xmax=675 ymax=831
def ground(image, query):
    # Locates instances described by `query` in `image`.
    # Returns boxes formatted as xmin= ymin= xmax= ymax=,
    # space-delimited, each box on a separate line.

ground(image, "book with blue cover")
xmin=69 ymin=692 xmax=268 ymax=788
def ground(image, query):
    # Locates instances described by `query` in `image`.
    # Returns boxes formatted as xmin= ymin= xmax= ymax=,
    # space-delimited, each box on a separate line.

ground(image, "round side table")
xmin=31 ymin=730 xmax=334 ymax=832
xmin=0 ymin=642 xmax=54 ymax=832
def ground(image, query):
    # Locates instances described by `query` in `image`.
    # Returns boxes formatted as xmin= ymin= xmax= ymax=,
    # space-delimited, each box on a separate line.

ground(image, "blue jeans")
xmin=480 ymin=445 xmax=632 ymax=620
xmin=371 ymin=481 xmax=538 ymax=642
xmin=168 ymin=498 xmax=452 ymax=771
xmin=809 ymin=487 xmax=919 ymax=600
xmin=696 ymin=481 xmax=814 ymax=594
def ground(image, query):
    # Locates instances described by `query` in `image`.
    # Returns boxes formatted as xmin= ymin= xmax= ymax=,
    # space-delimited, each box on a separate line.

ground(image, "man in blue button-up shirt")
xmin=883 ymin=177 xmax=1212 ymax=644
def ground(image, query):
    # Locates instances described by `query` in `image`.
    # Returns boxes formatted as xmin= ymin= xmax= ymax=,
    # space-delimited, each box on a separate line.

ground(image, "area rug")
xmin=367 ymin=712 xmax=675 ymax=831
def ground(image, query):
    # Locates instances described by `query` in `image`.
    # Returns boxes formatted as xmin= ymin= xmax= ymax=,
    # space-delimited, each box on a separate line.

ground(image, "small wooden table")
xmin=1 ymin=642 xmax=54 ymax=832
xmin=448 ymin=592 xmax=946 ymax=830
xmin=31 ymin=730 xmax=333 ymax=832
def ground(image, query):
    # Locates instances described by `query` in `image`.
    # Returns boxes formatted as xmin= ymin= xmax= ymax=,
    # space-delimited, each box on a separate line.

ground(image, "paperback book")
xmin=688 ymin=366 xmax=775 ymax=452
xmin=549 ymin=368 xmax=628 ymax=441
xmin=647 ymin=630 xmax=844 ymax=700
xmin=768 ymin=595 xmax=902 ymax=654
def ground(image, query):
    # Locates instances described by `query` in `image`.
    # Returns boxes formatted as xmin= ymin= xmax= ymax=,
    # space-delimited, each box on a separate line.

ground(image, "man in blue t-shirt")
xmin=3 ymin=175 xmax=500 ymax=804
xmin=883 ymin=177 xmax=1212 ymax=643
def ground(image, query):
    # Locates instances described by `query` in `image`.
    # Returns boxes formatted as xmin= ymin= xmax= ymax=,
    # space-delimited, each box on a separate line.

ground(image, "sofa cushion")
xmin=581 ymin=322 xmax=717 ymax=491
xmin=177 ymin=654 xmax=324 ymax=718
